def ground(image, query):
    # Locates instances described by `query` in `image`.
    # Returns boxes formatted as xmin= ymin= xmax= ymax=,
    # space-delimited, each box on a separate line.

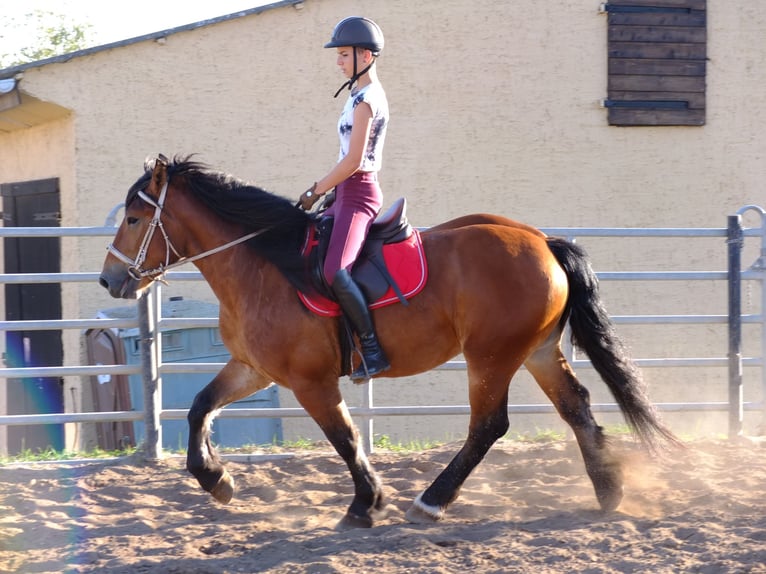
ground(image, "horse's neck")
xmin=192 ymin=247 xmax=287 ymax=312
xmin=175 ymin=210 xmax=297 ymax=317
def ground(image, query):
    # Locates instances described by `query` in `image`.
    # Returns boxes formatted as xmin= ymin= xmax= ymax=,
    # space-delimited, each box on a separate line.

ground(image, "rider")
xmin=299 ymin=16 xmax=390 ymax=382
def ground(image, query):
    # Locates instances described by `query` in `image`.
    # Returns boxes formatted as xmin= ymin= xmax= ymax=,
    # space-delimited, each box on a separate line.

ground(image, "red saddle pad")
xmin=298 ymin=228 xmax=428 ymax=317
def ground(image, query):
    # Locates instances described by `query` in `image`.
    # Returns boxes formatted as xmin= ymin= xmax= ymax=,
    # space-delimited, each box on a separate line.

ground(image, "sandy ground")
xmin=1 ymin=437 xmax=765 ymax=573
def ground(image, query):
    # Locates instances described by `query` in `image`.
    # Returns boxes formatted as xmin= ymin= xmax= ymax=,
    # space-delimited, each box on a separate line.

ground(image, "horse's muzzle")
xmin=99 ymin=270 xmax=139 ymax=299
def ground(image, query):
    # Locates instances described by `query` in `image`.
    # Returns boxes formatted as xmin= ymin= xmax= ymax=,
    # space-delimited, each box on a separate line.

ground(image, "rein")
xmin=106 ymin=180 xmax=265 ymax=283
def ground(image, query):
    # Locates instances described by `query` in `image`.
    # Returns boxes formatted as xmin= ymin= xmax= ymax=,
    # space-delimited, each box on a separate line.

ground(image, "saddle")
xmin=299 ymin=197 xmax=428 ymax=317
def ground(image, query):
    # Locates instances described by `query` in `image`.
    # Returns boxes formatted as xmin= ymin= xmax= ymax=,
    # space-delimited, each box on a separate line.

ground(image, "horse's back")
xmin=427 ymin=213 xmax=546 ymax=238
xmin=425 ymin=220 xmax=559 ymax=283
xmin=418 ymin=218 xmax=567 ymax=328
xmin=424 ymin=214 xmax=559 ymax=292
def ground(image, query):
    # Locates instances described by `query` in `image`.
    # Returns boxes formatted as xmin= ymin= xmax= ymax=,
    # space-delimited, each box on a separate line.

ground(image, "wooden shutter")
xmin=604 ymin=0 xmax=706 ymax=126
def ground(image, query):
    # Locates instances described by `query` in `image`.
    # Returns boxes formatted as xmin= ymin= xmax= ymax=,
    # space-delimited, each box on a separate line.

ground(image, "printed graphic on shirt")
xmin=367 ymin=117 xmax=385 ymax=164
xmin=337 ymin=83 xmax=389 ymax=172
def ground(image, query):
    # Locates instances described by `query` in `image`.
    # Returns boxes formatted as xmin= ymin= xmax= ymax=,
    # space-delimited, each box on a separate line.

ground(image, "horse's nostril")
xmin=99 ymin=277 xmax=109 ymax=289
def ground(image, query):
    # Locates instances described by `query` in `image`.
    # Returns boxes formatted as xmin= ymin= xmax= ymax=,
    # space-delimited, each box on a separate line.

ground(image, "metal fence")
xmin=0 ymin=205 xmax=764 ymax=458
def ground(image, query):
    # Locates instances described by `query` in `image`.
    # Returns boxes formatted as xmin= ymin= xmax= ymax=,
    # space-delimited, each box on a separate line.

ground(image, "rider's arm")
xmin=314 ymin=101 xmax=373 ymax=196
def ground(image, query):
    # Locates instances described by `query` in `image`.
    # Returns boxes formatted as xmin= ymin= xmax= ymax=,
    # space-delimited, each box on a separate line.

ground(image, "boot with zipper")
xmin=331 ymin=269 xmax=390 ymax=381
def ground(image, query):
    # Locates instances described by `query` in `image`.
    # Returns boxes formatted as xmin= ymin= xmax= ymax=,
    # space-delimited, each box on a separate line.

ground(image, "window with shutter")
xmin=603 ymin=0 xmax=706 ymax=126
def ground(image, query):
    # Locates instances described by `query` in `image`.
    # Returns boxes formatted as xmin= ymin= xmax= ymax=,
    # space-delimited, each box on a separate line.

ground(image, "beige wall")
xmin=0 ymin=0 xmax=764 ymax=446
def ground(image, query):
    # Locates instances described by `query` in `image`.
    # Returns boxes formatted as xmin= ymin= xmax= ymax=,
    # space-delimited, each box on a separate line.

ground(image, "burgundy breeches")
xmin=322 ymin=171 xmax=383 ymax=285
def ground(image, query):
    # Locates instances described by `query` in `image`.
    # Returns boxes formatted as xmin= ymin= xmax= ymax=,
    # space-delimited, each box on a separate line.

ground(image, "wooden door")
xmin=1 ymin=178 xmax=63 ymax=454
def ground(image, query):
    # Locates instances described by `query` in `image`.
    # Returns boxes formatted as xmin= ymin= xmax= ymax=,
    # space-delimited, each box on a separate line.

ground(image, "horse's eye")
xmin=126 ymin=216 xmax=139 ymax=225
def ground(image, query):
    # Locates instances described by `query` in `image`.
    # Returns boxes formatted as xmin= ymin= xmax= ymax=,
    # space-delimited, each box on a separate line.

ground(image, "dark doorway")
xmin=1 ymin=178 xmax=63 ymax=454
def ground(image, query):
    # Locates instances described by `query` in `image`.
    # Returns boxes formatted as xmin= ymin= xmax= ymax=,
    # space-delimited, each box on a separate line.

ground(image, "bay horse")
xmin=99 ymin=155 xmax=679 ymax=528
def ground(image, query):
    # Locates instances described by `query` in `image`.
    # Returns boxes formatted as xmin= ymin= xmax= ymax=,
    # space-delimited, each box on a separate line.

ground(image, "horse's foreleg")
xmin=293 ymin=383 xmax=386 ymax=529
xmin=525 ymin=338 xmax=624 ymax=511
xmin=406 ymin=366 xmax=512 ymax=523
xmin=186 ymin=360 xmax=269 ymax=504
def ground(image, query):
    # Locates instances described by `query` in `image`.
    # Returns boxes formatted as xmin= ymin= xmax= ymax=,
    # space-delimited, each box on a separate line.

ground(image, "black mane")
xmin=127 ymin=155 xmax=318 ymax=292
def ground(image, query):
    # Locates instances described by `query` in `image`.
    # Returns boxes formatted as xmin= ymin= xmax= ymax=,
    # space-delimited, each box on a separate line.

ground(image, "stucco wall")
xmin=0 ymin=0 xmax=764 ymax=446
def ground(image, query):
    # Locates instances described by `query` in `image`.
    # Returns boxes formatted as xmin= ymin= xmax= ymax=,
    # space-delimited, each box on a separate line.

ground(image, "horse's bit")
xmin=106 ymin=180 xmax=261 ymax=282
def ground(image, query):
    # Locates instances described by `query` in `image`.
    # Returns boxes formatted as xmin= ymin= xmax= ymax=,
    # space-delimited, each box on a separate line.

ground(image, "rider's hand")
xmin=299 ymin=183 xmax=321 ymax=211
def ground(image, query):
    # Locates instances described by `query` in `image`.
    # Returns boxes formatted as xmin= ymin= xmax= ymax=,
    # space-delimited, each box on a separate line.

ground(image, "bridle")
xmin=106 ymin=179 xmax=263 ymax=282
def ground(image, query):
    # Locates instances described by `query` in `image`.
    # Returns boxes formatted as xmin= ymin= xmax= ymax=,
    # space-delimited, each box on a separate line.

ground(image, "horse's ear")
xmin=143 ymin=153 xmax=168 ymax=172
xmin=148 ymin=154 xmax=169 ymax=197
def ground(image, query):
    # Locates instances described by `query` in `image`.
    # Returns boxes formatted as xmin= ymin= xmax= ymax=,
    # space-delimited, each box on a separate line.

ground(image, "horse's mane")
xmin=127 ymin=155 xmax=319 ymax=293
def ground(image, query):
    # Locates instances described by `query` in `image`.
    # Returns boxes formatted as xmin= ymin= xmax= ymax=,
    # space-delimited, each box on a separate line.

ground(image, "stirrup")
xmin=350 ymin=354 xmax=390 ymax=383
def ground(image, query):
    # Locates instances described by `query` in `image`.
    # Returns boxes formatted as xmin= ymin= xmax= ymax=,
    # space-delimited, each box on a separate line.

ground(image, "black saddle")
xmin=310 ymin=197 xmax=412 ymax=303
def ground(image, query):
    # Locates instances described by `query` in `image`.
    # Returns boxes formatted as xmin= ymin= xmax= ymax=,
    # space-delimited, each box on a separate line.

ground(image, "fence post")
xmin=139 ymin=282 xmax=163 ymax=459
xmin=727 ymin=215 xmax=744 ymax=438
xmin=360 ymin=381 xmax=374 ymax=454
xmin=735 ymin=204 xmax=766 ymax=435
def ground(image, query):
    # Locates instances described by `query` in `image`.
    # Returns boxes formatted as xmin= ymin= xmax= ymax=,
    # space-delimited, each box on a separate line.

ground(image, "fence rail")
xmin=1 ymin=206 xmax=765 ymax=457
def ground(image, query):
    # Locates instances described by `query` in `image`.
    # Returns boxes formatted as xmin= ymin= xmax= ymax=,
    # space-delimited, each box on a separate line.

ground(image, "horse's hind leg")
xmin=187 ymin=360 xmax=271 ymax=504
xmin=406 ymin=363 xmax=513 ymax=523
xmin=524 ymin=334 xmax=624 ymax=511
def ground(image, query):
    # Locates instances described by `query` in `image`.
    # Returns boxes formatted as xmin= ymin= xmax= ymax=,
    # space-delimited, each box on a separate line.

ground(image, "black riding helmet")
xmin=325 ymin=16 xmax=384 ymax=97
xmin=325 ymin=16 xmax=384 ymax=54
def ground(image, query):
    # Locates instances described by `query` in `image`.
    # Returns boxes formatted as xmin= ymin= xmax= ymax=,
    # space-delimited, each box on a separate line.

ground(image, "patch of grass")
xmin=216 ymin=437 xmax=331 ymax=455
xmin=602 ymin=423 xmax=634 ymax=436
xmin=278 ymin=437 xmax=328 ymax=450
xmin=0 ymin=445 xmax=137 ymax=465
xmin=505 ymin=428 xmax=567 ymax=443
xmin=373 ymin=434 xmax=444 ymax=452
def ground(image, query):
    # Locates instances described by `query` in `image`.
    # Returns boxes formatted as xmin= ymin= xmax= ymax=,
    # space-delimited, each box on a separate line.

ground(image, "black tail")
xmin=546 ymin=237 xmax=681 ymax=451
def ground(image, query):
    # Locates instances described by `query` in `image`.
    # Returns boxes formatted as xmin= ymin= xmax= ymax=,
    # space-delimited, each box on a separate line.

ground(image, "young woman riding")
xmin=299 ymin=16 xmax=390 ymax=382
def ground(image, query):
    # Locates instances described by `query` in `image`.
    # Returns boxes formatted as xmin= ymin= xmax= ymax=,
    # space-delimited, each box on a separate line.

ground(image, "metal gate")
xmin=0 ymin=206 xmax=764 ymax=458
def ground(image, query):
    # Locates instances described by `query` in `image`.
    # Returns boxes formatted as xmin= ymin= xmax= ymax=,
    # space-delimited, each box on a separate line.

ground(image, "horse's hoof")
xmin=596 ymin=485 xmax=624 ymax=512
xmin=336 ymin=513 xmax=374 ymax=530
xmin=405 ymin=493 xmax=444 ymax=524
xmin=591 ymin=463 xmax=624 ymax=512
xmin=336 ymin=503 xmax=388 ymax=530
xmin=209 ymin=470 xmax=235 ymax=504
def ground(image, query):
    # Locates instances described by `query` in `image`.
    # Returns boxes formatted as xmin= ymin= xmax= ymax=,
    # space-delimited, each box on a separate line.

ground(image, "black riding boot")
xmin=331 ymin=269 xmax=390 ymax=381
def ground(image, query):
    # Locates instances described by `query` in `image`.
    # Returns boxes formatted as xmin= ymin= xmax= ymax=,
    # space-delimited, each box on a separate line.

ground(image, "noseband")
xmin=106 ymin=180 xmax=262 ymax=282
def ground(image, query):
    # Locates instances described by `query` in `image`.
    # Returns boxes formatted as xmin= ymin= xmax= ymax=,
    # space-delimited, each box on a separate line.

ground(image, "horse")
xmin=99 ymin=154 xmax=680 ymax=528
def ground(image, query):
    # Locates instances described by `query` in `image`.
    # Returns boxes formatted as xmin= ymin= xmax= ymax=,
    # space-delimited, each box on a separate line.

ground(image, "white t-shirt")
xmin=337 ymin=82 xmax=389 ymax=172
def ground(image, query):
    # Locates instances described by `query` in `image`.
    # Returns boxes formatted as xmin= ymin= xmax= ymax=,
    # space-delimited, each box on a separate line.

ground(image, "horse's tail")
xmin=546 ymin=236 xmax=681 ymax=451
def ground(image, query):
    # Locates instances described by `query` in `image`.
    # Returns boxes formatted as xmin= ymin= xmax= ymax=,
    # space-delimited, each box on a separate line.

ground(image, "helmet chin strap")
xmin=333 ymin=49 xmax=375 ymax=98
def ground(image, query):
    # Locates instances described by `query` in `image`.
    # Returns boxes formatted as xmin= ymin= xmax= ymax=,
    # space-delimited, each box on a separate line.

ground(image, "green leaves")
xmin=1 ymin=10 xmax=93 ymax=68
